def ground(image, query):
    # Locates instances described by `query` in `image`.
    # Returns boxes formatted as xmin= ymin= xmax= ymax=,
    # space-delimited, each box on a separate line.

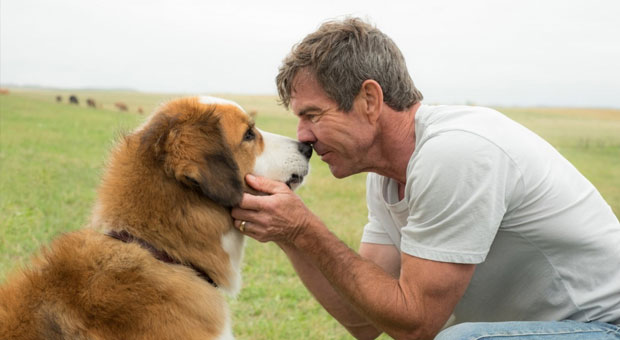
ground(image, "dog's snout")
xmin=298 ymin=142 xmax=313 ymax=160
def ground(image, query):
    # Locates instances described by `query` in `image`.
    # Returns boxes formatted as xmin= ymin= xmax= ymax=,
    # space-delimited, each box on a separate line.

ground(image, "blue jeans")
xmin=435 ymin=320 xmax=620 ymax=340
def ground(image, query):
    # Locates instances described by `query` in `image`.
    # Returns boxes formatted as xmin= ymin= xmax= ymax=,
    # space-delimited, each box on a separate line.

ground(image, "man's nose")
xmin=297 ymin=120 xmax=316 ymax=145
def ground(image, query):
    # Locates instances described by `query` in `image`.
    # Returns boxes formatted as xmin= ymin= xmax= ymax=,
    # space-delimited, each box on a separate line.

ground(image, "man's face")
xmin=290 ymin=71 xmax=375 ymax=178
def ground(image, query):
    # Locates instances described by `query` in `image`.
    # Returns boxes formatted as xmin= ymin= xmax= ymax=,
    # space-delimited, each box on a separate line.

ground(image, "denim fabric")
xmin=435 ymin=320 xmax=620 ymax=340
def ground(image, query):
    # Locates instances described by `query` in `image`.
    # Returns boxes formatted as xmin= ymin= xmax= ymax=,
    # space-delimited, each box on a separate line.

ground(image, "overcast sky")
xmin=2 ymin=0 xmax=619 ymax=108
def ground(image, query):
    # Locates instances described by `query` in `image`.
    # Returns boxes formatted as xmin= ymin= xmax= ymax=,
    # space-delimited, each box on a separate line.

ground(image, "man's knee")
xmin=434 ymin=320 xmax=620 ymax=340
xmin=435 ymin=322 xmax=488 ymax=340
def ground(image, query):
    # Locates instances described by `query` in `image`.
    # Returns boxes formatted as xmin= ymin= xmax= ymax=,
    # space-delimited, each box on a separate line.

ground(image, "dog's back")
xmin=0 ymin=229 xmax=228 ymax=340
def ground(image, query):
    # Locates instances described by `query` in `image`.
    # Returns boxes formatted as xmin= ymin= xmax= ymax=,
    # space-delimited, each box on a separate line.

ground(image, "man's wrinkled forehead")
xmin=290 ymin=68 xmax=318 ymax=97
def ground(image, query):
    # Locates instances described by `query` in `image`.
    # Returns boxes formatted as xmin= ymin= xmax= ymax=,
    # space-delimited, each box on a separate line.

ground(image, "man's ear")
xmin=358 ymin=79 xmax=383 ymax=124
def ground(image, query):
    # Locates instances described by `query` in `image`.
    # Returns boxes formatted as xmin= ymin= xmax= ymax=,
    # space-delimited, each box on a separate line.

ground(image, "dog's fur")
xmin=0 ymin=96 xmax=310 ymax=340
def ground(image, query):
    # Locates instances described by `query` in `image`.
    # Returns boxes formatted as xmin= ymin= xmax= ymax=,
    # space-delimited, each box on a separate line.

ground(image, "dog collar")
xmin=105 ymin=230 xmax=218 ymax=288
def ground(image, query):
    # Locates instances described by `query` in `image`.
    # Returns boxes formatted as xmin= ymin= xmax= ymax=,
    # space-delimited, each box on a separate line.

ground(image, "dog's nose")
xmin=298 ymin=142 xmax=313 ymax=160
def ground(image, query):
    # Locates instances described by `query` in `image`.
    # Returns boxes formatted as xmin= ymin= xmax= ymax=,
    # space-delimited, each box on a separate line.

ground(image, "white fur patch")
xmin=220 ymin=228 xmax=245 ymax=297
xmin=215 ymin=313 xmax=235 ymax=340
xmin=199 ymin=96 xmax=245 ymax=113
xmin=253 ymin=129 xmax=310 ymax=190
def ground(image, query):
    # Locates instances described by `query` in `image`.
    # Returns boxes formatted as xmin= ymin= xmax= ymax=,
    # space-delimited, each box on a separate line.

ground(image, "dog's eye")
xmin=243 ymin=128 xmax=255 ymax=142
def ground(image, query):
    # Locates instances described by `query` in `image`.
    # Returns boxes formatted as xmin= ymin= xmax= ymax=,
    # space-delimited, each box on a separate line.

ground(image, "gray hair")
xmin=276 ymin=17 xmax=423 ymax=112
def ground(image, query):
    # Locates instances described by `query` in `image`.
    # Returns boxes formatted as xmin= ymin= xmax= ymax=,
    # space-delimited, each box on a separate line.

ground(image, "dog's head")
xmin=93 ymin=96 xmax=310 ymax=294
xmin=138 ymin=96 xmax=311 ymax=206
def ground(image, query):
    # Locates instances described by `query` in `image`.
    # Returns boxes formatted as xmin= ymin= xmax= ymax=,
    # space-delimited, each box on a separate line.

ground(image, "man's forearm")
xmin=286 ymin=218 xmax=434 ymax=340
xmin=231 ymin=176 xmax=464 ymax=339
xmin=279 ymin=241 xmax=381 ymax=339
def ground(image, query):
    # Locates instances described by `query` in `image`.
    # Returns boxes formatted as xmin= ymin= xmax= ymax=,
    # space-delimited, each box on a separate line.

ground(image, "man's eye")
xmin=243 ymin=128 xmax=256 ymax=142
xmin=307 ymin=110 xmax=328 ymax=123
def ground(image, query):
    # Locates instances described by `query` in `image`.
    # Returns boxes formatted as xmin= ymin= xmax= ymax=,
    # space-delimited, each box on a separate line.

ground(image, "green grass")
xmin=0 ymin=95 xmax=143 ymax=276
xmin=1 ymin=90 xmax=619 ymax=339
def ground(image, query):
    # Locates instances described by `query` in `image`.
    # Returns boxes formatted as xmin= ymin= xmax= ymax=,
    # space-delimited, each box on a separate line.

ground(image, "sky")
xmin=1 ymin=0 xmax=619 ymax=108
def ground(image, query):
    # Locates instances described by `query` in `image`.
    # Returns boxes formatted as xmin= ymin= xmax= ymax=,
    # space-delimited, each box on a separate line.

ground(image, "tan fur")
xmin=0 ymin=97 xmax=269 ymax=340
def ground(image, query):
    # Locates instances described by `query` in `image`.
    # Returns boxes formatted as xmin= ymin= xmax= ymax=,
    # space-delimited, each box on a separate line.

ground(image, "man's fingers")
xmin=231 ymin=204 xmax=263 ymax=221
xmin=245 ymin=174 xmax=290 ymax=195
xmin=237 ymin=193 xmax=266 ymax=211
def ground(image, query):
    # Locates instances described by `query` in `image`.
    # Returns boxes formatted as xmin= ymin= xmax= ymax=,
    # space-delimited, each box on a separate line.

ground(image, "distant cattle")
xmin=69 ymin=95 xmax=79 ymax=104
xmin=137 ymin=107 xmax=144 ymax=114
xmin=115 ymin=102 xmax=128 ymax=111
xmin=0 ymin=89 xmax=9 ymax=95
xmin=56 ymin=95 xmax=62 ymax=102
xmin=86 ymin=98 xmax=97 ymax=108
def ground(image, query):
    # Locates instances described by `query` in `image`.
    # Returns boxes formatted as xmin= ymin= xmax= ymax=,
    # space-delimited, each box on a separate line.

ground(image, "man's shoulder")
xmin=418 ymin=103 xmax=499 ymax=116
xmin=417 ymin=104 xmax=502 ymax=126
xmin=416 ymin=104 xmax=528 ymax=150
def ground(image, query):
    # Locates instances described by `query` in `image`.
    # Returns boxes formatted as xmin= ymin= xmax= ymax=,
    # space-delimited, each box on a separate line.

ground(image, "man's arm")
xmin=293 ymin=216 xmax=474 ymax=339
xmin=278 ymin=242 xmax=400 ymax=339
xmin=231 ymin=175 xmax=475 ymax=339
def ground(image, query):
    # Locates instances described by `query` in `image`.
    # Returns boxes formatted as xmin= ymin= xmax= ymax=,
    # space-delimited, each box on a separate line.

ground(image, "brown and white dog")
xmin=0 ymin=96 xmax=311 ymax=340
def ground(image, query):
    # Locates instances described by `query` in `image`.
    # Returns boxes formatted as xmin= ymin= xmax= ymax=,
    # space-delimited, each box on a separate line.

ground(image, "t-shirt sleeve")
xmin=401 ymin=131 xmax=520 ymax=264
xmin=361 ymin=173 xmax=395 ymax=245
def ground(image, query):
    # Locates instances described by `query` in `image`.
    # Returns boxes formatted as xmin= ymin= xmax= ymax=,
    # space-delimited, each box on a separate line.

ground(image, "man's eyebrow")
xmin=297 ymin=106 xmax=322 ymax=117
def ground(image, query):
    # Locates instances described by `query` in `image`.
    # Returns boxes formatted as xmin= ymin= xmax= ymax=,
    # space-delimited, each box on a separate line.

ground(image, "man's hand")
xmin=231 ymin=174 xmax=316 ymax=244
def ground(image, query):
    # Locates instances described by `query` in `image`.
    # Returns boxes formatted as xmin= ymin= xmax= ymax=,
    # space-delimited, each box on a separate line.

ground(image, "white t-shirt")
xmin=362 ymin=104 xmax=620 ymax=325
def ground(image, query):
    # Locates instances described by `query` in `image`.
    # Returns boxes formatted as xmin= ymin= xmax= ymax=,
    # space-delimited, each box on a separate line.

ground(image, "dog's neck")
xmin=105 ymin=230 xmax=218 ymax=288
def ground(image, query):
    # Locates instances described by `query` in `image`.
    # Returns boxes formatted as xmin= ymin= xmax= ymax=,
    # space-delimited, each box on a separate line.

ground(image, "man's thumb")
xmin=246 ymin=174 xmax=289 ymax=194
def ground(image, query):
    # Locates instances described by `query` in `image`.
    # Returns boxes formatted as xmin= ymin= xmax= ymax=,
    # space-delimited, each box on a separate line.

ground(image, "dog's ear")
xmin=182 ymin=146 xmax=243 ymax=207
xmin=139 ymin=114 xmax=177 ymax=162
xmin=139 ymin=109 xmax=244 ymax=207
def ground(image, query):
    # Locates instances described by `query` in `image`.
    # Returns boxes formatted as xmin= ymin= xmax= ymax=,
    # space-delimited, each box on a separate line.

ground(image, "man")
xmin=231 ymin=18 xmax=620 ymax=339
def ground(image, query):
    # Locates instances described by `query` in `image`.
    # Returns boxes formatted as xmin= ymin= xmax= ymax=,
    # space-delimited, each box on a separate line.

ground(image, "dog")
xmin=86 ymin=98 xmax=97 ymax=108
xmin=0 ymin=96 xmax=311 ymax=340
xmin=114 ymin=102 xmax=129 ymax=111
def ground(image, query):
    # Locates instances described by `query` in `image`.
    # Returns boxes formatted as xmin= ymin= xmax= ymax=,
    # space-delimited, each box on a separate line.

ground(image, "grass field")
xmin=1 ymin=88 xmax=619 ymax=339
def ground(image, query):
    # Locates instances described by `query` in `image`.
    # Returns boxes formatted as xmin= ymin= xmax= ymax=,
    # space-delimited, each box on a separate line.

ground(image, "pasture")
xmin=1 ymin=88 xmax=619 ymax=339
